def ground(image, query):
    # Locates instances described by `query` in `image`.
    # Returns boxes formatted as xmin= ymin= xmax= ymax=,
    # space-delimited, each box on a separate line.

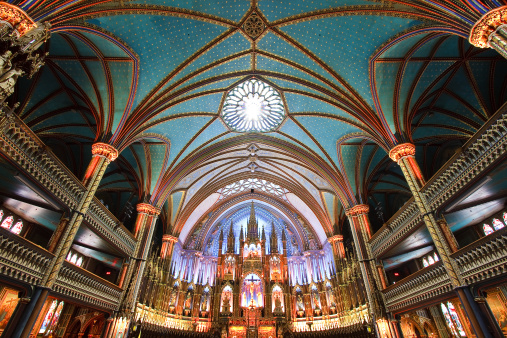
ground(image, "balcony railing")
xmin=370 ymin=104 xmax=507 ymax=257
xmin=0 ymin=228 xmax=122 ymax=310
xmin=452 ymin=226 xmax=507 ymax=285
xmin=0 ymin=111 xmax=135 ymax=256
xmin=54 ymin=262 xmax=122 ymax=311
xmin=0 ymin=227 xmax=53 ymax=285
xmin=382 ymin=262 xmax=452 ymax=312
xmin=382 ymin=227 xmax=507 ymax=312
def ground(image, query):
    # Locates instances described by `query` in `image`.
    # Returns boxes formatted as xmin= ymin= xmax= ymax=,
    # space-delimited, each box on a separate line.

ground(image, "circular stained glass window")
xmin=221 ymin=78 xmax=285 ymax=132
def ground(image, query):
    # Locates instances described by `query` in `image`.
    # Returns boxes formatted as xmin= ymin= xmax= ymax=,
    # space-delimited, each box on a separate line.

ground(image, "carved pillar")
xmin=19 ymin=142 xmax=118 ymax=338
xmin=117 ymin=260 xmax=130 ymax=289
xmin=389 ymin=143 xmax=491 ymax=338
xmin=437 ymin=217 xmax=459 ymax=253
xmin=346 ymin=206 xmax=385 ymax=334
xmin=125 ymin=204 xmax=161 ymax=313
xmin=47 ymin=215 xmax=69 ymax=253
xmin=469 ymin=6 xmax=507 ymax=59
xmin=106 ymin=203 xmax=160 ymax=338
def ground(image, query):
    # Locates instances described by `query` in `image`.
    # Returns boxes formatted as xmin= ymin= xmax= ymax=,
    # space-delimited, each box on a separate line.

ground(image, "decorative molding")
xmin=388 ymin=143 xmax=415 ymax=162
xmin=382 ymin=263 xmax=452 ymax=312
xmin=345 ymin=204 xmax=369 ymax=216
xmin=469 ymin=6 xmax=507 ymax=48
xmin=163 ymin=234 xmax=179 ymax=243
xmin=0 ymin=113 xmax=135 ymax=255
xmin=137 ymin=203 xmax=161 ymax=216
xmin=91 ymin=142 xmax=119 ymax=162
xmin=0 ymin=2 xmax=36 ymax=36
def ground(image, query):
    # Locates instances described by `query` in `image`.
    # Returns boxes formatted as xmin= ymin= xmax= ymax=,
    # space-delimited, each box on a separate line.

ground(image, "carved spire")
xmin=239 ymin=225 xmax=244 ymax=242
xmin=247 ymin=201 xmax=258 ymax=240
xmin=227 ymin=221 xmax=234 ymax=253
xmin=270 ymin=222 xmax=278 ymax=254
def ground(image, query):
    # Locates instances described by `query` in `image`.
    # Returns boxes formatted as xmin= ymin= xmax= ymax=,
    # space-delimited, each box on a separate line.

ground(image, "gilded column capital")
xmin=136 ymin=203 xmax=161 ymax=216
xmin=389 ymin=143 xmax=415 ymax=162
xmin=327 ymin=235 xmax=343 ymax=244
xmin=162 ymin=234 xmax=178 ymax=243
xmin=91 ymin=142 xmax=118 ymax=162
xmin=0 ymin=3 xmax=36 ymax=36
xmin=345 ymin=204 xmax=369 ymax=216
xmin=469 ymin=6 xmax=507 ymax=48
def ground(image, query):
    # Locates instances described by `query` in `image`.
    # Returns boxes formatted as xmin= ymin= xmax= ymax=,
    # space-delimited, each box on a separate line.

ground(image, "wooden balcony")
xmin=0 ymin=112 xmax=136 ymax=256
xmin=0 ymin=228 xmax=122 ymax=310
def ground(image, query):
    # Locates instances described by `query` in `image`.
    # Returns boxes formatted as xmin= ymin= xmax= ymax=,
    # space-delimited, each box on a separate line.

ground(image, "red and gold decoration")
xmin=470 ymin=6 xmax=507 ymax=48
xmin=91 ymin=142 xmax=119 ymax=162
xmin=136 ymin=203 xmax=161 ymax=216
xmin=0 ymin=2 xmax=36 ymax=36
xmin=389 ymin=143 xmax=416 ymax=162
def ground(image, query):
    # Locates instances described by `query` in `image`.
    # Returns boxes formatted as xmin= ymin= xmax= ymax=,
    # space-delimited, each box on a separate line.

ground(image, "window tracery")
xmin=221 ymin=78 xmax=285 ymax=133
xmin=218 ymin=178 xmax=288 ymax=201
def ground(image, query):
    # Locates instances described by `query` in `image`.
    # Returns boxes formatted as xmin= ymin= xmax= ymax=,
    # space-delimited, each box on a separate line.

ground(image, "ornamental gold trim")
xmin=136 ymin=203 xmax=161 ymax=216
xmin=0 ymin=2 xmax=36 ymax=36
xmin=162 ymin=234 xmax=178 ymax=243
xmin=345 ymin=204 xmax=370 ymax=216
xmin=389 ymin=143 xmax=415 ymax=162
xmin=91 ymin=142 xmax=118 ymax=162
xmin=469 ymin=6 xmax=507 ymax=48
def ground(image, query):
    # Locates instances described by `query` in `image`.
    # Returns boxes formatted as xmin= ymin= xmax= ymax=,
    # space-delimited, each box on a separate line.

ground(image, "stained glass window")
xmin=423 ymin=258 xmax=429 ymax=267
xmin=483 ymin=224 xmax=495 ymax=235
xmin=221 ymin=78 xmax=285 ymax=132
xmin=0 ymin=210 xmax=3 ymax=222
xmin=47 ymin=301 xmax=64 ymax=334
xmin=39 ymin=299 xmax=58 ymax=333
xmin=11 ymin=221 xmax=23 ymax=235
xmin=447 ymin=302 xmax=466 ymax=337
xmin=503 ymin=212 xmax=507 ymax=225
xmin=66 ymin=252 xmax=72 ymax=261
xmin=1 ymin=216 xmax=13 ymax=229
xmin=441 ymin=303 xmax=459 ymax=337
xmin=76 ymin=257 xmax=83 ymax=267
xmin=428 ymin=256 xmax=435 ymax=265
xmin=70 ymin=254 xmax=77 ymax=264
xmin=434 ymin=252 xmax=439 ymax=261
xmin=492 ymin=218 xmax=504 ymax=230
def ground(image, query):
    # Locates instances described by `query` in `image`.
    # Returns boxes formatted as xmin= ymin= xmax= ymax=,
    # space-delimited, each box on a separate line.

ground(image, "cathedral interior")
xmin=0 ymin=0 xmax=506 ymax=337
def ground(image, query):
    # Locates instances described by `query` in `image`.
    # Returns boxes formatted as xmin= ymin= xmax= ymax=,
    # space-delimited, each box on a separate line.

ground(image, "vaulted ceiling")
xmin=12 ymin=0 xmax=507 ymax=250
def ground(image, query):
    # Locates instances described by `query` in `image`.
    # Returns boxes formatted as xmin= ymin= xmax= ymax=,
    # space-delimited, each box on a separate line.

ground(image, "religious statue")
xmin=312 ymin=292 xmax=320 ymax=309
xmin=201 ymin=295 xmax=208 ymax=311
xmin=296 ymin=294 xmax=304 ymax=311
xmin=0 ymin=51 xmax=12 ymax=74
xmin=184 ymin=291 xmax=192 ymax=309
xmin=0 ymin=68 xmax=23 ymax=100
xmin=169 ymin=290 xmax=177 ymax=306
xmin=222 ymin=292 xmax=231 ymax=313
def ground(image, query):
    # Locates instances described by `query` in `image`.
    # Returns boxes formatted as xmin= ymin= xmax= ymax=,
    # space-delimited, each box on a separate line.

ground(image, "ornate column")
xmin=17 ymin=142 xmax=117 ymax=338
xmin=106 ymin=203 xmax=159 ymax=338
xmin=126 ymin=204 xmax=160 ymax=313
xmin=469 ymin=6 xmax=507 ymax=59
xmin=389 ymin=143 xmax=490 ymax=338
xmin=346 ymin=207 xmax=378 ymax=329
xmin=0 ymin=3 xmax=50 ymax=104
xmin=47 ymin=215 xmax=69 ymax=253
